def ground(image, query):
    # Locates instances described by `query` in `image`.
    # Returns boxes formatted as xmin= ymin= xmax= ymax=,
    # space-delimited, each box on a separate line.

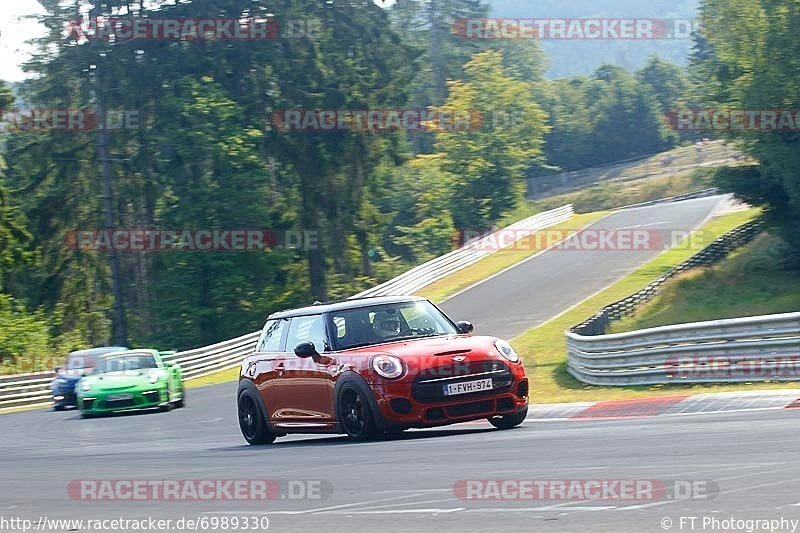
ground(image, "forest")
xmin=0 ymin=0 xmax=797 ymax=358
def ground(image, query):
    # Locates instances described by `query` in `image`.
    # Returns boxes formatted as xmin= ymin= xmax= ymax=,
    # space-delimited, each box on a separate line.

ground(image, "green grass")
xmin=185 ymin=366 xmax=240 ymax=388
xmin=611 ymin=233 xmax=800 ymax=332
xmin=508 ymin=207 xmax=800 ymax=404
xmin=416 ymin=211 xmax=609 ymax=303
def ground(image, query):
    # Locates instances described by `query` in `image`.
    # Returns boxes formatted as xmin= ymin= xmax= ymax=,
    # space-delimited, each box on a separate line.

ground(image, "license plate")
xmin=107 ymin=394 xmax=133 ymax=401
xmin=443 ymin=378 xmax=493 ymax=396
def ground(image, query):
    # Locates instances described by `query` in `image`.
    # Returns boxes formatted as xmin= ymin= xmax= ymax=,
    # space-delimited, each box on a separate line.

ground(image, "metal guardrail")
xmin=609 ymin=188 xmax=720 ymax=211
xmin=565 ymin=219 xmax=797 ymax=386
xmin=1 ymin=204 xmax=574 ymax=410
xmin=527 ymin=141 xmax=734 ymax=199
xmin=353 ymin=204 xmax=574 ymax=298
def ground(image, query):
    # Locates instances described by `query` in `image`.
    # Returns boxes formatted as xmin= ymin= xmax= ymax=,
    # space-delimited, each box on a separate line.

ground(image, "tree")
xmin=588 ymin=65 xmax=676 ymax=164
xmin=636 ymin=56 xmax=689 ymax=114
xmin=695 ymin=0 xmax=800 ymax=248
xmin=434 ymin=50 xmax=549 ymax=230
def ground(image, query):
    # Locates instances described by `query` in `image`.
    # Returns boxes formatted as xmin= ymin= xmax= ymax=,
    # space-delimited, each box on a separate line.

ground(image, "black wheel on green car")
xmin=488 ymin=406 xmax=528 ymax=430
xmin=159 ymin=389 xmax=173 ymax=412
xmin=173 ymin=386 xmax=185 ymax=408
xmin=237 ymin=390 xmax=276 ymax=445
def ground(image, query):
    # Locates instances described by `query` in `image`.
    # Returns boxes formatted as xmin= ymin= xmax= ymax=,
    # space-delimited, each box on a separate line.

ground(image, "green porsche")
xmin=77 ymin=349 xmax=184 ymax=417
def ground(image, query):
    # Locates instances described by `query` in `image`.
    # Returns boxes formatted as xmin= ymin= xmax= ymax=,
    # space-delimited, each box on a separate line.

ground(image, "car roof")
xmin=68 ymin=346 xmax=129 ymax=357
xmin=268 ymin=295 xmax=429 ymax=319
xmin=96 ymin=348 xmax=157 ymax=359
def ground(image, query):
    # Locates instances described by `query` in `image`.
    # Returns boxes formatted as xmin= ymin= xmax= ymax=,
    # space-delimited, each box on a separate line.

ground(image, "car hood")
xmin=345 ymin=335 xmax=500 ymax=359
xmin=82 ymin=371 xmax=153 ymax=389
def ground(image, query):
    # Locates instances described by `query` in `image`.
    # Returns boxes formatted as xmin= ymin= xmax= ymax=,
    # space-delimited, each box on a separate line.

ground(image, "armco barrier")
xmin=1 ymin=204 xmax=574 ymax=410
xmin=565 ymin=219 xmax=799 ymax=386
xmin=353 ymin=204 xmax=574 ymax=298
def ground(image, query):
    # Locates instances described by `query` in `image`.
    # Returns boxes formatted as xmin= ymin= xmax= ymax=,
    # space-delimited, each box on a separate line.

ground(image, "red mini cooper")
xmin=237 ymin=296 xmax=529 ymax=444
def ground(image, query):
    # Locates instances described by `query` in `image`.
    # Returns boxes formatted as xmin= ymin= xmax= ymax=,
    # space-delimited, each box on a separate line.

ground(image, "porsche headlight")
xmin=370 ymin=355 xmax=404 ymax=379
xmin=80 ymin=381 xmax=91 ymax=392
xmin=495 ymin=339 xmax=520 ymax=363
xmin=148 ymin=370 xmax=162 ymax=384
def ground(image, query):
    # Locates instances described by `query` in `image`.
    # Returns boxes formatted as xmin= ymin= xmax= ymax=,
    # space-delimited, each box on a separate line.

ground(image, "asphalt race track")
xmin=441 ymin=195 xmax=727 ymax=340
xmin=2 ymin=397 xmax=799 ymax=533
xmin=4 ymin=195 xmax=797 ymax=533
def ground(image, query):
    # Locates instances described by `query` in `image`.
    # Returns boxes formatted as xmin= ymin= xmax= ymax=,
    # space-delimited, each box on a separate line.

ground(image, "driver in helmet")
xmin=373 ymin=309 xmax=401 ymax=339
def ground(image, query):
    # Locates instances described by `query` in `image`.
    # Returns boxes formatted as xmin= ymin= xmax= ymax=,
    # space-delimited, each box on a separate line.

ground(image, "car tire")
xmin=237 ymin=390 xmax=276 ymax=445
xmin=488 ymin=406 xmax=528 ymax=430
xmin=173 ymin=386 xmax=185 ymax=408
xmin=337 ymin=384 xmax=377 ymax=441
xmin=159 ymin=390 xmax=173 ymax=412
xmin=53 ymin=404 xmax=66 ymax=412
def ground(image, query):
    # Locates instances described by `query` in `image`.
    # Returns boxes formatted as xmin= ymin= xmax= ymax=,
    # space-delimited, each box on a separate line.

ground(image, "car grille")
xmin=103 ymin=398 xmax=136 ymax=408
xmin=412 ymin=360 xmax=513 ymax=403
xmin=424 ymin=397 xmax=517 ymax=421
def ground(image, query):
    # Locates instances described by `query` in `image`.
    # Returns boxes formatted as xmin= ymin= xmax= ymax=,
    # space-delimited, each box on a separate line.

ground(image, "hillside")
xmin=489 ymin=0 xmax=700 ymax=78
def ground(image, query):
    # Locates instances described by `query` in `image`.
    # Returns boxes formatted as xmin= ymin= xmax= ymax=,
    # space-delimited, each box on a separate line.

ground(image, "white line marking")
xmin=321 ymin=497 xmax=461 ymax=513
xmin=325 ymin=508 xmax=465 ymax=515
xmin=204 ymin=492 xmax=435 ymax=516
xmin=462 ymin=505 xmax=617 ymax=513
xmin=615 ymin=500 xmax=678 ymax=511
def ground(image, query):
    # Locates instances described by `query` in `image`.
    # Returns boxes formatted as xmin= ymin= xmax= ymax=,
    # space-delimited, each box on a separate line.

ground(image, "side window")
xmin=285 ymin=315 xmax=327 ymax=353
xmin=257 ymin=319 xmax=287 ymax=353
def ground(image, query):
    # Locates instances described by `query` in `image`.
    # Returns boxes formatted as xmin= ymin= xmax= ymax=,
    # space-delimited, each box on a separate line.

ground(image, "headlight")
xmin=370 ymin=355 xmax=404 ymax=379
xmin=495 ymin=339 xmax=520 ymax=363
xmin=148 ymin=370 xmax=162 ymax=384
xmin=81 ymin=382 xmax=91 ymax=392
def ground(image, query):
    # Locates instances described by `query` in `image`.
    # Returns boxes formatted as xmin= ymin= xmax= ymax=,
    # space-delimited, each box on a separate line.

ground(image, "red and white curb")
xmin=524 ymin=389 xmax=800 ymax=421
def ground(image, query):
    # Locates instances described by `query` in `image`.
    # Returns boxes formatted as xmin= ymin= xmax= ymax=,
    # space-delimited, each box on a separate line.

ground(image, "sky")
xmin=0 ymin=0 xmax=47 ymax=82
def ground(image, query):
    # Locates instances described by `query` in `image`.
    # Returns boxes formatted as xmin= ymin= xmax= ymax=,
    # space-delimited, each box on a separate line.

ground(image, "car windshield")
xmin=94 ymin=353 xmax=157 ymax=374
xmin=330 ymin=300 xmax=459 ymax=351
xmin=65 ymin=353 xmax=98 ymax=371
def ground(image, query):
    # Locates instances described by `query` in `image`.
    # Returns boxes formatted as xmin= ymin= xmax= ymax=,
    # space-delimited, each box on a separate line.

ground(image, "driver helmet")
xmin=373 ymin=309 xmax=401 ymax=338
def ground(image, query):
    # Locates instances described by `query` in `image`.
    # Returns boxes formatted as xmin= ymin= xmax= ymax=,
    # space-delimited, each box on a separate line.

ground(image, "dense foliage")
xmin=0 ymin=0 xmax=700 ymax=358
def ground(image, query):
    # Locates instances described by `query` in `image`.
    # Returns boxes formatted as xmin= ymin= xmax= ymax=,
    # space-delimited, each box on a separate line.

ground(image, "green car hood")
xmin=83 ymin=371 xmax=157 ymax=390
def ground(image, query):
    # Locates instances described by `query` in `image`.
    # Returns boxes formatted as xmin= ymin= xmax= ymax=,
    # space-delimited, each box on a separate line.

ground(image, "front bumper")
xmin=78 ymin=387 xmax=167 ymax=413
xmin=372 ymin=361 xmax=529 ymax=428
xmin=53 ymin=390 xmax=78 ymax=408
xmin=52 ymin=381 xmax=80 ymax=408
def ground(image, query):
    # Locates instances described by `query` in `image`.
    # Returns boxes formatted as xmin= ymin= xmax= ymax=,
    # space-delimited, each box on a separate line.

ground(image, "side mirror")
xmin=294 ymin=341 xmax=318 ymax=359
xmin=456 ymin=321 xmax=474 ymax=334
xmin=54 ymin=366 xmax=61 ymax=374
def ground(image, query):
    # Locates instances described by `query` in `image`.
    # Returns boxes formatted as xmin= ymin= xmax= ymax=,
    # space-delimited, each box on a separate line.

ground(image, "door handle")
xmin=274 ymin=362 xmax=285 ymax=376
